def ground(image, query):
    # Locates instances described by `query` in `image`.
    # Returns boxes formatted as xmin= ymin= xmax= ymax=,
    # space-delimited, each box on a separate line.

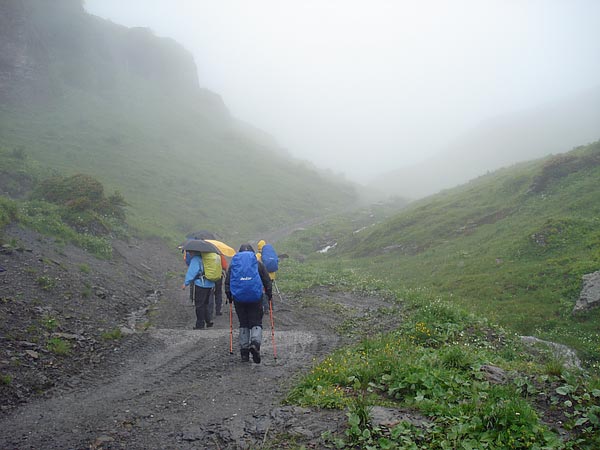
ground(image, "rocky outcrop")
xmin=0 ymin=0 xmax=86 ymax=103
xmin=573 ymin=270 xmax=600 ymax=313
xmin=0 ymin=0 xmax=227 ymax=116
xmin=520 ymin=336 xmax=582 ymax=370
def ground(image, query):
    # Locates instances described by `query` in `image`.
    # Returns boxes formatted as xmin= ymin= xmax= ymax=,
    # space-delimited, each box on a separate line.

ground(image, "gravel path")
xmin=0 ymin=245 xmax=394 ymax=449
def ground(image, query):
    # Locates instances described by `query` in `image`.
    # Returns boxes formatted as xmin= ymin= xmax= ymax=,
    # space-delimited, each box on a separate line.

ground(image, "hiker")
xmin=214 ymin=254 xmax=228 ymax=316
xmin=256 ymin=239 xmax=279 ymax=311
xmin=182 ymin=250 xmax=215 ymax=329
xmin=225 ymin=243 xmax=272 ymax=363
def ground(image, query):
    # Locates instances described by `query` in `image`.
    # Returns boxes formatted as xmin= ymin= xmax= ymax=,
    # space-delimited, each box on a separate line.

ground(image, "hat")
xmin=238 ymin=243 xmax=255 ymax=253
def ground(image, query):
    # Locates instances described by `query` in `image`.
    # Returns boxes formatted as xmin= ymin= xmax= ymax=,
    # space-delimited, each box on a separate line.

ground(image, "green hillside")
xmin=281 ymin=141 xmax=600 ymax=362
xmin=0 ymin=0 xmax=357 ymax=243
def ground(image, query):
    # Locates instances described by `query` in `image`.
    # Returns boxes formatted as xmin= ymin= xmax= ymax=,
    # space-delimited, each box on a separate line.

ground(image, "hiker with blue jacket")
xmin=182 ymin=250 xmax=215 ymax=330
xmin=225 ymin=244 xmax=272 ymax=363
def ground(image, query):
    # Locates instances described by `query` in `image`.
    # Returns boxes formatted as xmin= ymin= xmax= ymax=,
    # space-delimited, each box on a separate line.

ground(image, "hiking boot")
xmin=249 ymin=344 xmax=261 ymax=364
xmin=206 ymin=322 xmax=214 ymax=328
xmin=216 ymin=311 xmax=223 ymax=316
xmin=241 ymin=349 xmax=250 ymax=362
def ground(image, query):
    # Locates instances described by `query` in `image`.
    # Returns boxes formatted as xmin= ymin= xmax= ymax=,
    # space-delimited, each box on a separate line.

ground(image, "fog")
xmin=84 ymin=0 xmax=600 ymax=182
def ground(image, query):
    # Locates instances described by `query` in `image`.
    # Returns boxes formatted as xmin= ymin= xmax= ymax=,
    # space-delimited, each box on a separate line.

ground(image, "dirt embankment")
xmin=0 ymin=226 xmax=397 ymax=449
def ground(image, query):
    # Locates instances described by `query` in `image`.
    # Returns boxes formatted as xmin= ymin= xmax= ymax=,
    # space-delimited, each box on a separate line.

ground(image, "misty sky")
xmin=84 ymin=0 xmax=600 ymax=181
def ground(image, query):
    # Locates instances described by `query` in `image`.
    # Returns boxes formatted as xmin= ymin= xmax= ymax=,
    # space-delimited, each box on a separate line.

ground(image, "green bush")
xmin=35 ymin=173 xmax=104 ymax=206
xmin=31 ymin=173 xmax=128 ymax=235
xmin=0 ymin=196 xmax=18 ymax=229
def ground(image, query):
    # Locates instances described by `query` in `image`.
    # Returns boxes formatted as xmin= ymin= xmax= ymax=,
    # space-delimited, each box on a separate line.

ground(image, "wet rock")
xmin=521 ymin=336 xmax=582 ymax=370
xmin=480 ymin=364 xmax=507 ymax=384
xmin=290 ymin=426 xmax=315 ymax=438
xmin=119 ymin=326 xmax=135 ymax=335
xmin=90 ymin=435 xmax=114 ymax=449
xmin=180 ymin=430 xmax=203 ymax=442
xmin=573 ymin=270 xmax=600 ymax=313
xmin=24 ymin=350 xmax=39 ymax=359
xmin=370 ymin=406 xmax=431 ymax=428
xmin=270 ymin=405 xmax=311 ymax=426
xmin=52 ymin=332 xmax=85 ymax=341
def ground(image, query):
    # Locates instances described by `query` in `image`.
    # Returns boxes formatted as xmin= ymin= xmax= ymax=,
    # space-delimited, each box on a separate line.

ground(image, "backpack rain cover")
xmin=201 ymin=252 xmax=222 ymax=282
xmin=261 ymin=244 xmax=279 ymax=273
xmin=229 ymin=252 xmax=264 ymax=302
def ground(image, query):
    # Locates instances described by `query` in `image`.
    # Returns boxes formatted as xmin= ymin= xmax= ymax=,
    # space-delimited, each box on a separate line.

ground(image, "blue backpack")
xmin=261 ymin=244 xmax=279 ymax=273
xmin=229 ymin=252 xmax=264 ymax=302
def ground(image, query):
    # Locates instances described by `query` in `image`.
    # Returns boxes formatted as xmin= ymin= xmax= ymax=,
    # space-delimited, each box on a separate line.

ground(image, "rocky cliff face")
xmin=0 ymin=0 xmax=45 ymax=103
xmin=0 ymin=0 xmax=224 ymax=113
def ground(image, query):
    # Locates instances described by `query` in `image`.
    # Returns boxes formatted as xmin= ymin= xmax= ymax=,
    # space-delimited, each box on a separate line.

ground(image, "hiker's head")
xmin=257 ymin=240 xmax=266 ymax=251
xmin=238 ymin=243 xmax=255 ymax=253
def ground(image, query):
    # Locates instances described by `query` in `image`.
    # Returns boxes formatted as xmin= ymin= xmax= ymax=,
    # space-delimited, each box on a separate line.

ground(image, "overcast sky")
xmin=84 ymin=0 xmax=600 ymax=181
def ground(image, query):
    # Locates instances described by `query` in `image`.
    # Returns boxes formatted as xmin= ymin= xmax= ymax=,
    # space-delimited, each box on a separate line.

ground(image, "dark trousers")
xmin=192 ymin=285 xmax=213 ymax=328
xmin=233 ymin=300 xmax=263 ymax=329
xmin=214 ymin=277 xmax=223 ymax=314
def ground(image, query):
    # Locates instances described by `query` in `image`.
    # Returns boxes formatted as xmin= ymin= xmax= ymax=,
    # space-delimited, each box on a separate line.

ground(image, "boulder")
xmin=573 ymin=270 xmax=600 ymax=313
xmin=521 ymin=336 xmax=582 ymax=370
xmin=480 ymin=364 xmax=507 ymax=384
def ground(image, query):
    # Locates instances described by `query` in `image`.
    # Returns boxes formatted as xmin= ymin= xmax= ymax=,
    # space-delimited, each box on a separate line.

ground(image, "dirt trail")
xmin=0 ymin=261 xmax=395 ymax=449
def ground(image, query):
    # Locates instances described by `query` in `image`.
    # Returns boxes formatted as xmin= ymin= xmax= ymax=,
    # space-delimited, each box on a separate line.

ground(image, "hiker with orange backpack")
xmin=225 ymin=244 xmax=272 ymax=363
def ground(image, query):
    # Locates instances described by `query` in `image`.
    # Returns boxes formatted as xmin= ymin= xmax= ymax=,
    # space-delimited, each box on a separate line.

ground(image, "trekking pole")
xmin=228 ymin=300 xmax=233 ymax=355
xmin=273 ymin=280 xmax=284 ymax=303
xmin=269 ymin=298 xmax=278 ymax=360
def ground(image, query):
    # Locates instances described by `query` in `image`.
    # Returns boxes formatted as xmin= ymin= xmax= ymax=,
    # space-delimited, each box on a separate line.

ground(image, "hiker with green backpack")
xmin=225 ymin=243 xmax=272 ymax=363
xmin=182 ymin=250 xmax=222 ymax=329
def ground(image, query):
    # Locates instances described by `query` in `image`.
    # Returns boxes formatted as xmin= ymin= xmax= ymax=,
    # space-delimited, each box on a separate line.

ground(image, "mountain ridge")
xmin=371 ymin=85 xmax=600 ymax=199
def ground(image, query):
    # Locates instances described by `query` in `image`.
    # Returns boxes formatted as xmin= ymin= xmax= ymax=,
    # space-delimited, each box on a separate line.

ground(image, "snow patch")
xmin=317 ymin=243 xmax=337 ymax=253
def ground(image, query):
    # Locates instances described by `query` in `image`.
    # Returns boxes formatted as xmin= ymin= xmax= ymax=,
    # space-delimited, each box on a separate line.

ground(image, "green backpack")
xmin=201 ymin=252 xmax=222 ymax=282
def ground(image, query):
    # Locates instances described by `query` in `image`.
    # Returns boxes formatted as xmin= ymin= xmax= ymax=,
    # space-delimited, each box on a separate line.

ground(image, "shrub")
xmin=81 ymin=282 xmax=92 ymax=298
xmin=41 ymin=315 xmax=59 ymax=331
xmin=101 ymin=328 xmax=123 ymax=340
xmin=31 ymin=173 xmax=127 ymax=235
xmin=36 ymin=275 xmax=56 ymax=291
xmin=46 ymin=338 xmax=71 ymax=355
xmin=10 ymin=145 xmax=26 ymax=160
xmin=0 ymin=196 xmax=18 ymax=229
xmin=440 ymin=345 xmax=473 ymax=370
xmin=35 ymin=174 xmax=104 ymax=206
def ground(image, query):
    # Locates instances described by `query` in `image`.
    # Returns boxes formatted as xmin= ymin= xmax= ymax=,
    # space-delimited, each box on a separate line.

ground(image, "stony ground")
xmin=0 ymin=226 xmax=398 ymax=449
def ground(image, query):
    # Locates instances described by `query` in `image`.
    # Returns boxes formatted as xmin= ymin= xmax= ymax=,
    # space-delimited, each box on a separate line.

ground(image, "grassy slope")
xmin=1 ymin=97 xmax=355 ymax=243
xmin=281 ymin=142 xmax=600 ymax=361
xmin=0 ymin=3 xmax=357 ymax=244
